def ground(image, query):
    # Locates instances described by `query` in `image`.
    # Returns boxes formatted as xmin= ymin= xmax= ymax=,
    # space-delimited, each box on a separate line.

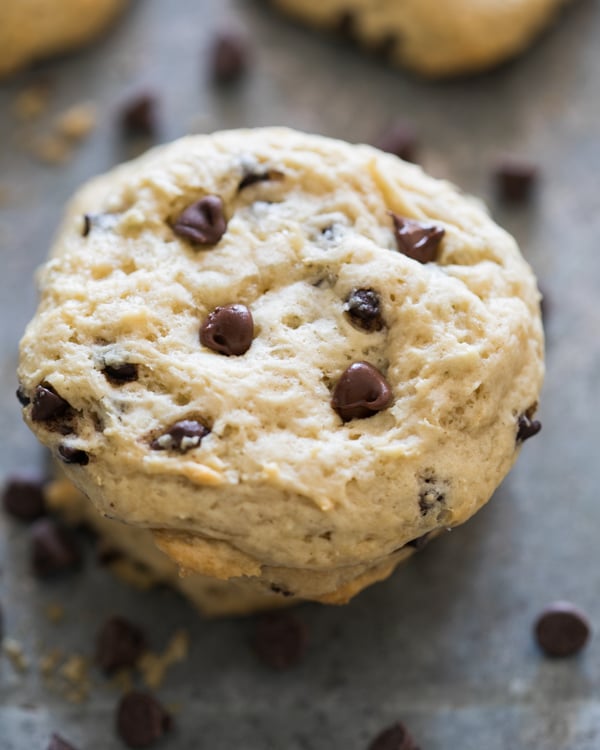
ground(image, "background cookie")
xmin=270 ymin=0 xmax=572 ymax=77
xmin=18 ymin=127 xmax=544 ymax=603
xmin=0 ymin=0 xmax=127 ymax=78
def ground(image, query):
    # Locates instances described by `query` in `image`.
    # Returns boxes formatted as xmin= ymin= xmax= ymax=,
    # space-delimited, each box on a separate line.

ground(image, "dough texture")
xmin=0 ymin=0 xmax=127 ymax=78
xmin=271 ymin=0 xmax=572 ymax=76
xmin=19 ymin=127 xmax=544 ymax=603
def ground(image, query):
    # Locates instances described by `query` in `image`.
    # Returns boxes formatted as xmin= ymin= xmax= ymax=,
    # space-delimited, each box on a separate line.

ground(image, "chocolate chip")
xmin=58 ymin=445 xmax=89 ymax=466
xmin=31 ymin=384 xmax=70 ymax=422
xmin=103 ymin=362 xmax=139 ymax=384
xmin=47 ymin=734 xmax=79 ymax=750
xmin=211 ymin=30 xmax=250 ymax=84
xmin=374 ymin=123 xmax=418 ymax=163
xmin=534 ymin=602 xmax=591 ymax=657
xmin=82 ymin=214 xmax=92 ymax=237
xmin=517 ymin=412 xmax=542 ymax=443
xmin=2 ymin=473 xmax=46 ymax=520
xmin=368 ymin=722 xmax=420 ymax=750
xmin=253 ymin=613 xmax=307 ymax=670
xmin=96 ymin=616 xmax=146 ymax=674
xmin=200 ymin=303 xmax=254 ymax=356
xmin=151 ymin=419 xmax=210 ymax=453
xmin=16 ymin=385 xmax=30 ymax=406
xmin=270 ymin=584 xmax=294 ymax=597
xmin=121 ymin=93 xmax=158 ymax=138
xmin=116 ymin=691 xmax=172 ymax=749
xmin=332 ymin=362 xmax=392 ymax=422
xmin=30 ymin=518 xmax=82 ymax=578
xmin=173 ymin=195 xmax=227 ymax=246
xmin=238 ymin=169 xmax=283 ymax=191
xmin=345 ymin=289 xmax=384 ymax=332
xmin=495 ymin=158 xmax=538 ymax=203
xmin=391 ymin=214 xmax=445 ymax=264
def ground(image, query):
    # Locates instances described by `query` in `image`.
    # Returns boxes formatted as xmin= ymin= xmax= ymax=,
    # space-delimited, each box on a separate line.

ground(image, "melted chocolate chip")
xmin=368 ymin=722 xmax=420 ymax=750
xmin=253 ymin=613 xmax=307 ymax=670
xmin=173 ymin=195 xmax=227 ymax=246
xmin=238 ymin=169 xmax=283 ymax=191
xmin=117 ymin=692 xmax=172 ymax=749
xmin=535 ymin=602 xmax=591 ymax=657
xmin=345 ymin=289 xmax=384 ymax=332
xmin=331 ymin=362 xmax=392 ymax=422
xmin=30 ymin=518 xmax=82 ymax=578
xmin=270 ymin=584 xmax=294 ymax=597
xmin=31 ymin=384 xmax=70 ymax=422
xmin=211 ymin=30 xmax=250 ymax=84
xmin=495 ymin=159 xmax=538 ymax=203
xmin=82 ymin=214 xmax=92 ymax=237
xmin=374 ymin=123 xmax=418 ymax=163
xmin=96 ymin=616 xmax=147 ymax=674
xmin=47 ymin=734 xmax=79 ymax=750
xmin=200 ymin=303 xmax=254 ymax=356
xmin=151 ymin=420 xmax=210 ymax=453
xmin=517 ymin=412 xmax=542 ymax=443
xmin=391 ymin=214 xmax=445 ymax=264
xmin=103 ymin=363 xmax=139 ymax=384
xmin=16 ymin=385 xmax=30 ymax=406
xmin=2 ymin=473 xmax=46 ymax=521
xmin=58 ymin=445 xmax=89 ymax=466
xmin=121 ymin=92 xmax=158 ymax=138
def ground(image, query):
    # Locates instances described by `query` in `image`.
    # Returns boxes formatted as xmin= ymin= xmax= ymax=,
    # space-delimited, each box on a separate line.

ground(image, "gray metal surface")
xmin=1 ymin=0 xmax=600 ymax=747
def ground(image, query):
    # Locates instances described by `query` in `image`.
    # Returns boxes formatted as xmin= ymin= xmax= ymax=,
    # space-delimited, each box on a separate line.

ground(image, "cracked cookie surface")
xmin=18 ymin=127 xmax=544 ymax=601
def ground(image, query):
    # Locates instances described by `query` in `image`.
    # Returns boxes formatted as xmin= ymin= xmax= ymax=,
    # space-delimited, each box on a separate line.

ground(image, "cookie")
xmin=18 ymin=127 xmax=544 ymax=604
xmin=270 ymin=0 xmax=572 ymax=77
xmin=0 ymin=0 xmax=127 ymax=78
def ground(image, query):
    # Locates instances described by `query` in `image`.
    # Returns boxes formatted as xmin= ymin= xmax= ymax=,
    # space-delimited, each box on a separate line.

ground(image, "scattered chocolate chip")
xmin=58 ymin=445 xmax=89 ymax=466
xmin=2 ymin=473 xmax=46 ymax=520
xmin=116 ymin=691 xmax=172 ymax=749
xmin=253 ymin=613 xmax=307 ymax=669
xmin=345 ymin=289 xmax=384 ymax=332
xmin=495 ymin=158 xmax=538 ymax=203
xmin=391 ymin=214 xmax=445 ymax=264
xmin=47 ymin=734 xmax=79 ymax=750
xmin=211 ymin=30 xmax=250 ymax=84
xmin=103 ymin=362 xmax=139 ymax=384
xmin=82 ymin=214 xmax=92 ymax=237
xmin=30 ymin=518 xmax=82 ymax=578
xmin=31 ymin=384 xmax=70 ymax=422
xmin=517 ymin=413 xmax=542 ymax=443
xmin=16 ymin=385 xmax=30 ymax=406
xmin=238 ymin=169 xmax=283 ymax=191
xmin=368 ymin=722 xmax=420 ymax=750
xmin=332 ymin=362 xmax=393 ymax=422
xmin=173 ymin=195 xmax=227 ymax=246
xmin=96 ymin=616 xmax=147 ymax=674
xmin=534 ymin=602 xmax=591 ymax=657
xmin=406 ymin=532 xmax=431 ymax=551
xmin=120 ymin=93 xmax=158 ymax=138
xmin=151 ymin=419 xmax=210 ymax=453
xmin=374 ymin=123 xmax=418 ymax=163
xmin=200 ymin=303 xmax=254 ymax=356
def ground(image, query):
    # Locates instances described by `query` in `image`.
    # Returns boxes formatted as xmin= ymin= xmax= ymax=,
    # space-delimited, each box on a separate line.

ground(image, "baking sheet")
xmin=1 ymin=0 xmax=600 ymax=747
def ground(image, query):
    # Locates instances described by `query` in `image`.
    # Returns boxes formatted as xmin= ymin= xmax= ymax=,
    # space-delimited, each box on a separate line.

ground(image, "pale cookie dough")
xmin=18 ymin=127 xmax=544 ymax=604
xmin=46 ymin=473 xmax=292 ymax=617
xmin=271 ymin=0 xmax=572 ymax=77
xmin=0 ymin=0 xmax=127 ymax=78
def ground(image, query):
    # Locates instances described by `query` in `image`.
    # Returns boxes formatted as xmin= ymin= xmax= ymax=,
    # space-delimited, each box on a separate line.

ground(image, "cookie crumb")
xmin=13 ymin=80 xmax=52 ymax=121
xmin=137 ymin=629 xmax=189 ymax=689
xmin=3 ymin=638 xmax=29 ymax=673
xmin=56 ymin=102 xmax=97 ymax=141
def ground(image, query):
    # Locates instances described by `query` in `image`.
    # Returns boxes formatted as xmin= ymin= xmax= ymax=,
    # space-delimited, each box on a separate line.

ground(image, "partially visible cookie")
xmin=0 ymin=0 xmax=127 ymax=78
xmin=18 ymin=127 xmax=544 ymax=604
xmin=270 ymin=0 xmax=572 ymax=77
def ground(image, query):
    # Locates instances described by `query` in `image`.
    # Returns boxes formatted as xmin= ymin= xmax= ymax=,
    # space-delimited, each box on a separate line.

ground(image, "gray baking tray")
xmin=1 ymin=0 xmax=600 ymax=747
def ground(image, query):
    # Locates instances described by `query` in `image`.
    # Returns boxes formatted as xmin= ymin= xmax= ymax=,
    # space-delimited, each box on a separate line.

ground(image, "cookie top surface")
xmin=18 ymin=127 xmax=544 ymax=575
xmin=0 ymin=0 xmax=127 ymax=77
xmin=271 ymin=0 xmax=571 ymax=76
